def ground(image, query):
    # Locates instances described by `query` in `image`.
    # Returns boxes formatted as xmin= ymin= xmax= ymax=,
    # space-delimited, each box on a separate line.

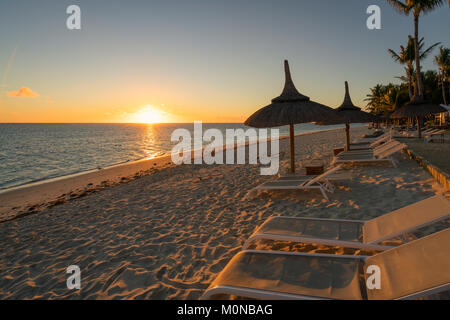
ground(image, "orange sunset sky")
xmin=0 ymin=1 xmax=448 ymax=123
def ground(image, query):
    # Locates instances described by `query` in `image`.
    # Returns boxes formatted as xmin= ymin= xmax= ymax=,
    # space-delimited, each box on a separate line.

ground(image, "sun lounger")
xmin=277 ymin=171 xmax=352 ymax=182
xmin=333 ymin=140 xmax=403 ymax=160
xmin=332 ymin=142 xmax=406 ymax=167
xmin=201 ymin=228 xmax=450 ymax=300
xmin=392 ymin=128 xmax=424 ymax=138
xmin=351 ymin=132 xmax=390 ymax=147
xmin=422 ymin=128 xmax=436 ymax=134
xmin=245 ymin=165 xmax=344 ymax=201
xmin=403 ymin=129 xmax=441 ymax=138
xmin=423 ymin=129 xmax=443 ymax=136
xmin=425 ymin=130 xmax=446 ymax=143
xmin=346 ymin=133 xmax=393 ymax=152
xmin=334 ymin=139 xmax=398 ymax=162
xmin=404 ymin=129 xmax=425 ymax=137
xmin=338 ymin=140 xmax=400 ymax=158
xmin=242 ymin=195 xmax=450 ymax=251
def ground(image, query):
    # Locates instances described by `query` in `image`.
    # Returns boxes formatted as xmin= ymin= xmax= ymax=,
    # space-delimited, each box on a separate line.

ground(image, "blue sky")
xmin=0 ymin=0 xmax=449 ymax=122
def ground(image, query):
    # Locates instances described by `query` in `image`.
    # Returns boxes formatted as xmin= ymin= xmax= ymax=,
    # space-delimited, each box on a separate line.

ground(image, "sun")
xmin=135 ymin=105 xmax=166 ymax=124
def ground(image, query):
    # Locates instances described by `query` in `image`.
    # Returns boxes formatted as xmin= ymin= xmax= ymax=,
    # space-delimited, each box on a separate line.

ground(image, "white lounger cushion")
xmin=365 ymin=229 xmax=450 ymax=300
xmin=207 ymin=250 xmax=363 ymax=300
xmin=362 ymin=195 xmax=450 ymax=244
xmin=246 ymin=164 xmax=345 ymax=201
xmin=257 ymin=217 xmax=363 ymax=242
xmin=243 ymin=196 xmax=450 ymax=251
xmin=203 ymin=229 xmax=450 ymax=300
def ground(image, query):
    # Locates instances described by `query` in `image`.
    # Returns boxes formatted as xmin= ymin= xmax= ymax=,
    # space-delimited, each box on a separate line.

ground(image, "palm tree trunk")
xmin=417 ymin=116 xmax=421 ymax=139
xmin=289 ymin=124 xmax=295 ymax=174
xmin=407 ymin=66 xmax=413 ymax=100
xmin=414 ymin=13 xmax=424 ymax=100
xmin=345 ymin=124 xmax=350 ymax=151
xmin=408 ymin=80 xmax=413 ymax=100
xmin=442 ymin=75 xmax=448 ymax=105
xmin=414 ymin=79 xmax=418 ymax=98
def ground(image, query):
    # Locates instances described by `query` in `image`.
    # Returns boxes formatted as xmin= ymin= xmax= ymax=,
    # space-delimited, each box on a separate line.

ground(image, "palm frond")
xmin=386 ymin=0 xmax=411 ymax=14
xmin=387 ymin=48 xmax=401 ymax=62
xmin=420 ymin=42 xmax=441 ymax=59
xmin=418 ymin=0 xmax=446 ymax=14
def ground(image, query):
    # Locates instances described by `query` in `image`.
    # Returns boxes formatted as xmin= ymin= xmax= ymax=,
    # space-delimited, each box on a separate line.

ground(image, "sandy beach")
xmin=0 ymin=126 xmax=448 ymax=299
xmin=0 ymin=154 xmax=177 ymax=223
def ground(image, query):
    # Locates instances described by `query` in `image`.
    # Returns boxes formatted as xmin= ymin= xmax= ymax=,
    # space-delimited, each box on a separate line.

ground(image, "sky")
xmin=0 ymin=0 xmax=449 ymax=123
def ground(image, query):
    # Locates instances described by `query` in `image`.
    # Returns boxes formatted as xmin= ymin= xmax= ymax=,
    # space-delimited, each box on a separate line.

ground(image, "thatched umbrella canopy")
xmin=387 ymin=96 xmax=403 ymax=127
xmin=374 ymin=112 xmax=385 ymax=122
xmin=390 ymin=100 xmax=446 ymax=137
xmin=317 ymin=81 xmax=378 ymax=150
xmin=371 ymin=112 xmax=385 ymax=129
xmin=244 ymin=60 xmax=340 ymax=173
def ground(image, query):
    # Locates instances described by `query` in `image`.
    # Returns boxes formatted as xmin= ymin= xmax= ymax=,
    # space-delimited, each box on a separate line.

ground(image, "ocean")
xmin=0 ymin=123 xmax=362 ymax=190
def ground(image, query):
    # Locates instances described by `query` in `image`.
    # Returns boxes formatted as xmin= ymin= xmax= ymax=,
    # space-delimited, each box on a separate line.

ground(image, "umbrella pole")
xmin=417 ymin=116 xmax=421 ymax=138
xmin=289 ymin=124 xmax=295 ymax=174
xmin=345 ymin=123 xmax=350 ymax=151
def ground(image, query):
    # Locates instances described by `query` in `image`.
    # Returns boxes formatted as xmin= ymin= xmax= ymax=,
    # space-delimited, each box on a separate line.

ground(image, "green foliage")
xmin=369 ymin=1 xmax=449 ymax=112
xmin=365 ymin=83 xmax=410 ymax=115
xmin=386 ymin=0 xmax=448 ymax=98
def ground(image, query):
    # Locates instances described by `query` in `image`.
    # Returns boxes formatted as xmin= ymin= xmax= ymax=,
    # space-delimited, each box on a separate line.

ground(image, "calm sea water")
xmin=0 ymin=123 xmax=360 ymax=190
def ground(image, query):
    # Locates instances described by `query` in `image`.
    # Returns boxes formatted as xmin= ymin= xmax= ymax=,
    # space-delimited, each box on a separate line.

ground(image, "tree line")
xmin=366 ymin=0 xmax=450 ymax=116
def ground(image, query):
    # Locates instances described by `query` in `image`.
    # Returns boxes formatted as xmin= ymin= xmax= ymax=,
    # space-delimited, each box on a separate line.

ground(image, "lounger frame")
xmin=243 ymin=209 xmax=450 ymax=251
xmin=332 ymin=143 xmax=405 ymax=167
xmin=338 ymin=140 xmax=400 ymax=158
xmin=242 ymin=216 xmax=392 ymax=251
xmin=352 ymin=132 xmax=390 ymax=146
xmin=201 ymin=249 xmax=450 ymax=300
xmin=201 ymin=250 xmax=364 ymax=300
xmin=246 ymin=165 xmax=344 ymax=201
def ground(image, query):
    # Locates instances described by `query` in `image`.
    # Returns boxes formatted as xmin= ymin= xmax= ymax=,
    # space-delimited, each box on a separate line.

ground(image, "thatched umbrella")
xmin=375 ymin=112 xmax=385 ymax=122
xmin=387 ymin=96 xmax=402 ymax=127
xmin=390 ymin=100 xmax=446 ymax=138
xmin=244 ymin=60 xmax=340 ymax=173
xmin=376 ymin=112 xmax=390 ymax=126
xmin=317 ymin=81 xmax=377 ymax=150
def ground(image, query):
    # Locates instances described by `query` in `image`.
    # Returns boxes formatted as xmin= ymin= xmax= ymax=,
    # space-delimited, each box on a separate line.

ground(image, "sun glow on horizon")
xmin=133 ymin=105 xmax=169 ymax=124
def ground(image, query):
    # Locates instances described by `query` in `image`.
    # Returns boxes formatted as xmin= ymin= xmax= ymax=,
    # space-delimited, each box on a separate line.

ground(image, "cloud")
xmin=7 ymin=87 xmax=40 ymax=98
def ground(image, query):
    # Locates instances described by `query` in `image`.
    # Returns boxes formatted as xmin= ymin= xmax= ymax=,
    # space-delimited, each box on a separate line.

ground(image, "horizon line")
xmin=0 ymin=122 xmax=248 ymax=124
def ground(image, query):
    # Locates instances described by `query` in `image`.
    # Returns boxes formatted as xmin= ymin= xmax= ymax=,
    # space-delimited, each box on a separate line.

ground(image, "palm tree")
xmin=384 ymin=86 xmax=401 ymax=108
xmin=365 ymin=83 xmax=406 ymax=115
xmin=421 ymin=70 xmax=443 ymax=102
xmin=386 ymin=0 xmax=449 ymax=101
xmin=416 ymin=37 xmax=441 ymax=95
xmin=448 ymin=65 xmax=450 ymax=101
xmin=365 ymin=84 xmax=385 ymax=114
xmin=388 ymin=39 xmax=415 ymax=98
xmin=446 ymin=61 xmax=450 ymax=99
xmin=388 ymin=36 xmax=439 ymax=99
xmin=435 ymin=46 xmax=450 ymax=105
xmin=418 ymin=38 xmax=441 ymax=60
